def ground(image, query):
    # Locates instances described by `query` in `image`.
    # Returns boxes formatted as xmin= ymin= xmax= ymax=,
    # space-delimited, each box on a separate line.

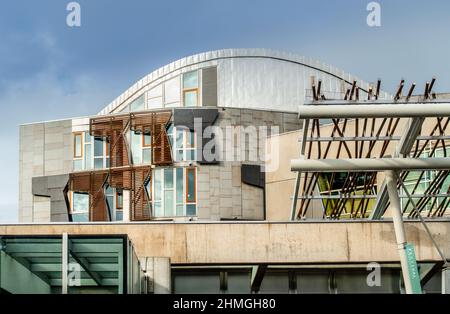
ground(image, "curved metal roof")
xmin=98 ymin=48 xmax=387 ymax=115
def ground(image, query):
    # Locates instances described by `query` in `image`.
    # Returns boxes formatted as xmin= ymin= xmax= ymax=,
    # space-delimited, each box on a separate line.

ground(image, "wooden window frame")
xmin=116 ymin=189 xmax=123 ymax=210
xmin=73 ymin=132 xmax=84 ymax=158
xmin=185 ymin=168 xmax=197 ymax=204
xmin=142 ymin=132 xmax=152 ymax=148
xmin=183 ymin=88 xmax=199 ymax=107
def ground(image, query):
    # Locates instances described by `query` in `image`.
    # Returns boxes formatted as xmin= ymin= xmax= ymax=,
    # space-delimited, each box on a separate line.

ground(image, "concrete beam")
xmin=1 ymin=222 xmax=450 ymax=265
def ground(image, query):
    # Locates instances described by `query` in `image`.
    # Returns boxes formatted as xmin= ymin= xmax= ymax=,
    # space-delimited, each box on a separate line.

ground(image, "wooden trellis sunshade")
xmin=66 ymin=110 xmax=173 ymax=221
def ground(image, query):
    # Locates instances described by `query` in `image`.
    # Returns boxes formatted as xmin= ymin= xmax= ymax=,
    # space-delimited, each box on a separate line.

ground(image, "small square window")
xmin=184 ymin=90 xmax=198 ymax=107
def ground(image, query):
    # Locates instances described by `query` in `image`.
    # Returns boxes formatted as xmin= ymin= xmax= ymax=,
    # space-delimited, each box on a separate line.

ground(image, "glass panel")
xmin=187 ymin=131 xmax=195 ymax=148
xmin=187 ymin=169 xmax=196 ymax=203
xmin=154 ymin=202 xmax=162 ymax=217
xmin=116 ymin=210 xmax=123 ymax=221
xmin=85 ymin=132 xmax=91 ymax=143
xmin=183 ymin=71 xmax=198 ymax=89
xmin=131 ymin=132 xmax=142 ymax=164
xmin=72 ymin=213 xmax=89 ymax=222
xmin=143 ymin=133 xmax=151 ymax=147
xmin=106 ymin=196 xmax=114 ymax=210
xmin=94 ymin=158 xmax=103 ymax=169
xmin=85 ymin=145 xmax=92 ymax=169
xmin=186 ymin=149 xmax=196 ymax=161
xmin=74 ymin=134 xmax=82 ymax=157
xmin=130 ymin=95 xmax=145 ymax=112
xmin=164 ymin=191 xmax=174 ymax=216
xmin=154 ymin=170 xmax=162 ymax=201
xmin=105 ymin=185 xmax=113 ymax=195
xmin=184 ymin=90 xmax=198 ymax=107
xmin=186 ymin=204 xmax=196 ymax=216
xmin=117 ymin=190 xmax=123 ymax=209
xmin=176 ymin=128 xmax=184 ymax=149
xmin=176 ymin=168 xmax=184 ymax=203
xmin=143 ymin=149 xmax=151 ymax=164
xmin=164 ymin=168 xmax=174 ymax=189
xmin=94 ymin=137 xmax=104 ymax=157
xmin=175 ymin=150 xmax=184 ymax=162
xmin=73 ymin=192 xmax=89 ymax=213
xmin=164 ymin=76 xmax=181 ymax=104
xmin=167 ymin=124 xmax=174 ymax=146
xmin=176 ymin=205 xmax=184 ymax=216
xmin=73 ymin=159 xmax=83 ymax=171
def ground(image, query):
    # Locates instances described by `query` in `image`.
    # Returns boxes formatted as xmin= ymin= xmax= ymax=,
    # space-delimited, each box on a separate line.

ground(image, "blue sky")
xmin=1 ymin=0 xmax=450 ymax=222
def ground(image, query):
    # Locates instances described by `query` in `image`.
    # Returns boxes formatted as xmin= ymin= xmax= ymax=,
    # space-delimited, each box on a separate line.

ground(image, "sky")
xmin=1 ymin=0 xmax=450 ymax=222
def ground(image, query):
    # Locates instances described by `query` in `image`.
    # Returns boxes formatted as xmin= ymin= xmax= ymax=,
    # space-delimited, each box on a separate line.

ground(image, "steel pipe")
xmin=291 ymin=157 xmax=450 ymax=172
xmin=298 ymin=103 xmax=450 ymax=119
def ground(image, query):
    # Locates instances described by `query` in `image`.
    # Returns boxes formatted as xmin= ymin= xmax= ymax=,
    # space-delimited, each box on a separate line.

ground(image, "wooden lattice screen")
xmin=67 ymin=110 xmax=173 ymax=221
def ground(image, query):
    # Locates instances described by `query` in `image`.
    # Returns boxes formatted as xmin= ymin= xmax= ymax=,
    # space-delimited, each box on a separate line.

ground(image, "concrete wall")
xmin=196 ymin=108 xmax=301 ymax=220
xmin=1 ymin=221 xmax=449 ymax=264
xmin=19 ymin=120 xmax=72 ymax=222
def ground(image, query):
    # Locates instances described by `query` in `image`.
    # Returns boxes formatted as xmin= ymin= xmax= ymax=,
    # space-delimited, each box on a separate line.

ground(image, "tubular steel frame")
xmin=291 ymin=79 xmax=450 ymax=220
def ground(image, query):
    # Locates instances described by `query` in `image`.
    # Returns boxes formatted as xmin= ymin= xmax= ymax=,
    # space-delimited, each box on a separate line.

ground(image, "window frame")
xmin=73 ymin=132 xmax=84 ymax=158
xmin=186 ymin=168 xmax=197 ymax=204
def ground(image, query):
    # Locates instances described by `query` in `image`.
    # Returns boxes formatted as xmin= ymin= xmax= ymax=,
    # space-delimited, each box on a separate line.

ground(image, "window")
xmin=130 ymin=131 xmax=152 ymax=165
xmin=152 ymin=167 xmax=197 ymax=217
xmin=130 ymin=95 xmax=145 ymax=112
xmin=104 ymin=186 xmax=124 ymax=221
xmin=73 ymin=131 xmax=109 ymax=171
xmin=168 ymin=126 xmax=197 ymax=162
xmin=71 ymin=192 xmax=89 ymax=222
xmin=116 ymin=189 xmax=123 ymax=209
xmin=186 ymin=168 xmax=196 ymax=216
xmin=73 ymin=133 xmax=83 ymax=158
xmin=183 ymin=71 xmax=199 ymax=107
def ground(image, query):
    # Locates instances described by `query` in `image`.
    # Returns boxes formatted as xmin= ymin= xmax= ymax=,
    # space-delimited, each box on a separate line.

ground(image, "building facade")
xmin=19 ymin=49 xmax=386 ymax=223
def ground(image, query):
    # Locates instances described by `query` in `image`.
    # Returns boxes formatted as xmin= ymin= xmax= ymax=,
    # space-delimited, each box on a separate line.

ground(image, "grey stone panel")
xmin=32 ymin=174 xmax=70 ymax=222
xmin=202 ymin=66 xmax=218 ymax=107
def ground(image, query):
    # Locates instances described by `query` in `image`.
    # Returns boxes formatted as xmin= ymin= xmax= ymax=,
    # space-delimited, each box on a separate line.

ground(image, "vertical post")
xmin=385 ymin=170 xmax=414 ymax=294
xmin=62 ymin=232 xmax=68 ymax=294
xmin=443 ymin=264 xmax=450 ymax=294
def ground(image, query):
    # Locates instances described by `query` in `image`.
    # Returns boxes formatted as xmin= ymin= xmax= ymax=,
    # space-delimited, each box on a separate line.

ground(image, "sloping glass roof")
xmin=0 ymin=235 xmax=136 ymax=294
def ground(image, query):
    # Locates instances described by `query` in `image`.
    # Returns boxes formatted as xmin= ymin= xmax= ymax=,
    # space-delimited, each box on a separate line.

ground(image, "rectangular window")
xmin=143 ymin=133 xmax=151 ymax=147
xmin=183 ymin=71 xmax=199 ymax=107
xmin=73 ymin=133 xmax=83 ymax=158
xmin=171 ymin=127 xmax=196 ymax=162
xmin=186 ymin=168 xmax=196 ymax=203
xmin=94 ymin=137 xmax=104 ymax=157
xmin=116 ymin=189 xmax=123 ymax=209
xmin=152 ymin=167 xmax=197 ymax=218
xmin=184 ymin=90 xmax=198 ymax=107
xmin=131 ymin=131 xmax=142 ymax=164
xmin=183 ymin=71 xmax=198 ymax=89
xmin=72 ymin=192 xmax=89 ymax=213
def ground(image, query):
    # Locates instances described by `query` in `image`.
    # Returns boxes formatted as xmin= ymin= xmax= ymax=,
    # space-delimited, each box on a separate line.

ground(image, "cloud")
xmin=0 ymin=32 xmax=118 ymax=223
